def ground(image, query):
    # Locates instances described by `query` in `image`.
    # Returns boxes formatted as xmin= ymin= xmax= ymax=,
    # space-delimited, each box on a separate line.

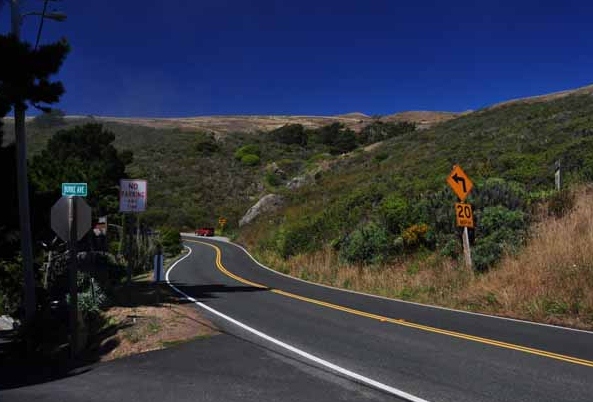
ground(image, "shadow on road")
xmin=0 ymin=279 xmax=266 ymax=392
xmin=169 ymin=283 xmax=269 ymax=302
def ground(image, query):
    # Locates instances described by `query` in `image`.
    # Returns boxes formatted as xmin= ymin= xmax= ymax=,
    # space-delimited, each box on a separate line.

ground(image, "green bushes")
xmin=268 ymin=124 xmax=307 ymax=146
xmin=240 ymin=154 xmax=261 ymax=166
xmin=380 ymin=194 xmax=412 ymax=234
xmin=234 ymin=144 xmax=260 ymax=159
xmin=339 ymin=222 xmax=390 ymax=264
xmin=359 ymin=121 xmax=416 ymax=145
xmin=472 ymin=206 xmax=527 ymax=271
xmin=159 ymin=228 xmax=182 ymax=257
xmin=275 ymin=217 xmax=325 ymax=259
xmin=309 ymin=123 xmax=358 ymax=155
xmin=234 ymin=144 xmax=261 ymax=166
xmin=76 ymin=272 xmax=107 ymax=320
xmin=402 ymin=223 xmax=431 ymax=249
xmin=193 ymin=134 xmax=220 ymax=155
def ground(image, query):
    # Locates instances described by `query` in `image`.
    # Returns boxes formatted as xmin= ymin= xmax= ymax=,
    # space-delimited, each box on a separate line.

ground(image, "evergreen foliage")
xmin=30 ymin=123 xmax=133 ymax=216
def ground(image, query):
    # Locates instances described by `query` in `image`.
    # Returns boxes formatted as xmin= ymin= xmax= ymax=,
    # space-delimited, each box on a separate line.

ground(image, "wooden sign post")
xmin=447 ymin=165 xmax=474 ymax=270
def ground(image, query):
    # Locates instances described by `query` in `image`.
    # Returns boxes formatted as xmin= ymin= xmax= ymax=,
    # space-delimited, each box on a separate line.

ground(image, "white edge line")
xmin=166 ymin=245 xmax=431 ymax=402
xmin=181 ymin=235 xmax=593 ymax=335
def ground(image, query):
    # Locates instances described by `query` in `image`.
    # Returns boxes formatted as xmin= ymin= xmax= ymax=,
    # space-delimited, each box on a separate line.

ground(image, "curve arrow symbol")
xmin=452 ymin=173 xmax=467 ymax=192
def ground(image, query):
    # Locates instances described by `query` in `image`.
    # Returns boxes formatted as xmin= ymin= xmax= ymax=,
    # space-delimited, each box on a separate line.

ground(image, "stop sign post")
xmin=51 ymin=196 xmax=91 ymax=242
xmin=50 ymin=195 xmax=91 ymax=357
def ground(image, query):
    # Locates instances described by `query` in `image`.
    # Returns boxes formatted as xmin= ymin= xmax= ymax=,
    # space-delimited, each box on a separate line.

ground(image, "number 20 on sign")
xmin=455 ymin=203 xmax=474 ymax=228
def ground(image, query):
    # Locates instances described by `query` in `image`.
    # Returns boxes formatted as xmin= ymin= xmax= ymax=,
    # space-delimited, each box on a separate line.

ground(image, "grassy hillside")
xmin=11 ymin=119 xmax=266 ymax=228
xmin=241 ymin=94 xmax=593 ymax=251
xmin=5 ymin=90 xmax=593 ymax=327
xmin=234 ymin=93 xmax=593 ymax=328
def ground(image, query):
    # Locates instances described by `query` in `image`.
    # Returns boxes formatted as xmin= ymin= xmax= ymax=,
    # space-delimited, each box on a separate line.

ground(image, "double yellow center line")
xmin=189 ymin=239 xmax=593 ymax=368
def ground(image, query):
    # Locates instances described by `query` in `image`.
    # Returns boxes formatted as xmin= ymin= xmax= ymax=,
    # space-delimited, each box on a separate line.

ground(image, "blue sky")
xmin=3 ymin=0 xmax=593 ymax=117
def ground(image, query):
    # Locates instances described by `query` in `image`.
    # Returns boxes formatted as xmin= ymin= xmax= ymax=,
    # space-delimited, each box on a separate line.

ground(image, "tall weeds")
xmin=254 ymin=185 xmax=593 ymax=329
xmin=460 ymin=186 xmax=593 ymax=328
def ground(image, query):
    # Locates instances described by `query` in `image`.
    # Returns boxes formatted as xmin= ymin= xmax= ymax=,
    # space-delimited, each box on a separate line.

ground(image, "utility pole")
xmin=11 ymin=0 xmax=36 ymax=327
xmin=10 ymin=0 xmax=67 ymax=329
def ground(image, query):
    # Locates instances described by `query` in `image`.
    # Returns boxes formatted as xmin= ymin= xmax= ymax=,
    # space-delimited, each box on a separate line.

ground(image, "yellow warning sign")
xmin=455 ymin=203 xmax=474 ymax=228
xmin=447 ymin=165 xmax=473 ymax=201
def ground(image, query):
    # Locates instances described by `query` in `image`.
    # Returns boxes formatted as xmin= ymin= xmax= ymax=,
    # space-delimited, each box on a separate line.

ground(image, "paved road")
xmin=2 ymin=236 xmax=592 ymax=401
xmin=1 ymin=333 xmax=394 ymax=402
xmin=166 ymin=237 xmax=593 ymax=402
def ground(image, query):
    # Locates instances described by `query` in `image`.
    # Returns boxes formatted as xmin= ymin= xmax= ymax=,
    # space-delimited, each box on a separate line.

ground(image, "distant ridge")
xmin=40 ymin=82 xmax=593 ymax=134
xmin=95 ymin=110 xmax=457 ymax=134
xmin=488 ymin=83 xmax=593 ymax=110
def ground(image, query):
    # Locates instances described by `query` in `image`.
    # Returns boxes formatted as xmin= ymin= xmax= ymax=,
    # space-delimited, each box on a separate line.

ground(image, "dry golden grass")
xmin=458 ymin=186 xmax=593 ymax=329
xmin=255 ymin=185 xmax=593 ymax=329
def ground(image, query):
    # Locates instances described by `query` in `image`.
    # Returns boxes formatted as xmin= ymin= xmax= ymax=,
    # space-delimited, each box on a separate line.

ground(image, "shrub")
xmin=380 ymin=194 xmax=411 ymax=234
xmin=472 ymin=177 xmax=527 ymax=212
xmin=234 ymin=144 xmax=261 ymax=160
xmin=373 ymin=152 xmax=389 ymax=163
xmin=265 ymin=171 xmax=283 ymax=187
xmin=275 ymin=218 xmax=324 ymax=259
xmin=268 ymin=124 xmax=307 ymax=146
xmin=339 ymin=222 xmax=390 ymax=264
xmin=76 ymin=273 xmax=107 ymax=320
xmin=402 ymin=223 xmax=430 ymax=249
xmin=241 ymin=154 xmax=260 ymax=166
xmin=194 ymin=134 xmax=220 ymax=155
xmin=477 ymin=206 xmax=526 ymax=239
xmin=472 ymin=239 xmax=504 ymax=272
xmin=329 ymin=128 xmax=357 ymax=155
xmin=309 ymin=123 xmax=358 ymax=154
xmin=472 ymin=206 xmax=527 ymax=271
xmin=159 ymin=228 xmax=182 ymax=257
xmin=359 ymin=121 xmax=416 ymax=145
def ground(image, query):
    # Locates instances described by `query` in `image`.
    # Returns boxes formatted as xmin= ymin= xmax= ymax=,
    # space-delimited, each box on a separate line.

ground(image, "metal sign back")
xmin=51 ymin=196 xmax=92 ymax=241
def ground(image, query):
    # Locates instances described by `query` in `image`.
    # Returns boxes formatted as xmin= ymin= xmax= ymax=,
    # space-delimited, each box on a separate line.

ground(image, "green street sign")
xmin=62 ymin=183 xmax=87 ymax=197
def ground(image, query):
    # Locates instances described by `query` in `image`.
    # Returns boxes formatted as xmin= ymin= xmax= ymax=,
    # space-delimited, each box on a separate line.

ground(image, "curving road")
xmin=167 ymin=236 xmax=593 ymax=402
xmin=2 ymin=236 xmax=592 ymax=402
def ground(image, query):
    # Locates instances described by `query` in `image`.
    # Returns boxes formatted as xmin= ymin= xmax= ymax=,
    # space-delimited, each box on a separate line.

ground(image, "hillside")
xmin=4 ymin=84 xmax=593 ymax=328
xmin=234 ymin=91 xmax=593 ymax=328
xmin=92 ymin=111 xmax=456 ymax=134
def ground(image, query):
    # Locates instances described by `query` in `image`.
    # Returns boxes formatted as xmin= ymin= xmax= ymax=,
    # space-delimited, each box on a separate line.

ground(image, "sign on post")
xmin=446 ymin=165 xmax=473 ymax=201
xmin=455 ymin=203 xmax=474 ymax=228
xmin=119 ymin=179 xmax=147 ymax=212
xmin=50 ymin=194 xmax=91 ymax=358
xmin=51 ymin=196 xmax=92 ymax=242
xmin=62 ymin=183 xmax=87 ymax=197
xmin=446 ymin=165 xmax=474 ymax=270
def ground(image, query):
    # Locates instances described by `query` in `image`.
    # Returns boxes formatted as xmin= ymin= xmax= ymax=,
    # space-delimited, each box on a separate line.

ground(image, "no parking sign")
xmin=119 ymin=179 xmax=147 ymax=212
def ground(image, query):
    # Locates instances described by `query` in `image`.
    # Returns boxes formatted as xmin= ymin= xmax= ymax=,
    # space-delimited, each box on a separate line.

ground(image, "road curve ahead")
xmin=169 ymin=237 xmax=593 ymax=402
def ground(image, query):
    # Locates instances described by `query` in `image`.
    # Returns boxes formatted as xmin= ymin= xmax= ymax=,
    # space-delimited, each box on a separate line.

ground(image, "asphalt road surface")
xmin=167 ymin=237 xmax=593 ymax=402
xmin=2 ymin=236 xmax=592 ymax=401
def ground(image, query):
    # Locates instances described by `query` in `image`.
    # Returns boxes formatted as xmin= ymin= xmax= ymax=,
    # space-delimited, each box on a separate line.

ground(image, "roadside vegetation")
xmin=253 ymin=186 xmax=593 ymax=329
xmin=4 ymin=89 xmax=593 ymax=339
xmin=237 ymin=94 xmax=593 ymax=329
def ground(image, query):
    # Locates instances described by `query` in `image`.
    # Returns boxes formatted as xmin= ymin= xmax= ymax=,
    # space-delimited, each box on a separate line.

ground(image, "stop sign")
xmin=51 ymin=196 xmax=92 ymax=242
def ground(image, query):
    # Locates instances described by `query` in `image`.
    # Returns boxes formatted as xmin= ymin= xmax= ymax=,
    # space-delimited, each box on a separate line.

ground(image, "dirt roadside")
xmin=85 ymin=272 xmax=218 ymax=363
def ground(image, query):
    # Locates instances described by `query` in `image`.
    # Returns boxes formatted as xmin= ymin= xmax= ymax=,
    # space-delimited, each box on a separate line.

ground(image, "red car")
xmin=195 ymin=227 xmax=215 ymax=236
